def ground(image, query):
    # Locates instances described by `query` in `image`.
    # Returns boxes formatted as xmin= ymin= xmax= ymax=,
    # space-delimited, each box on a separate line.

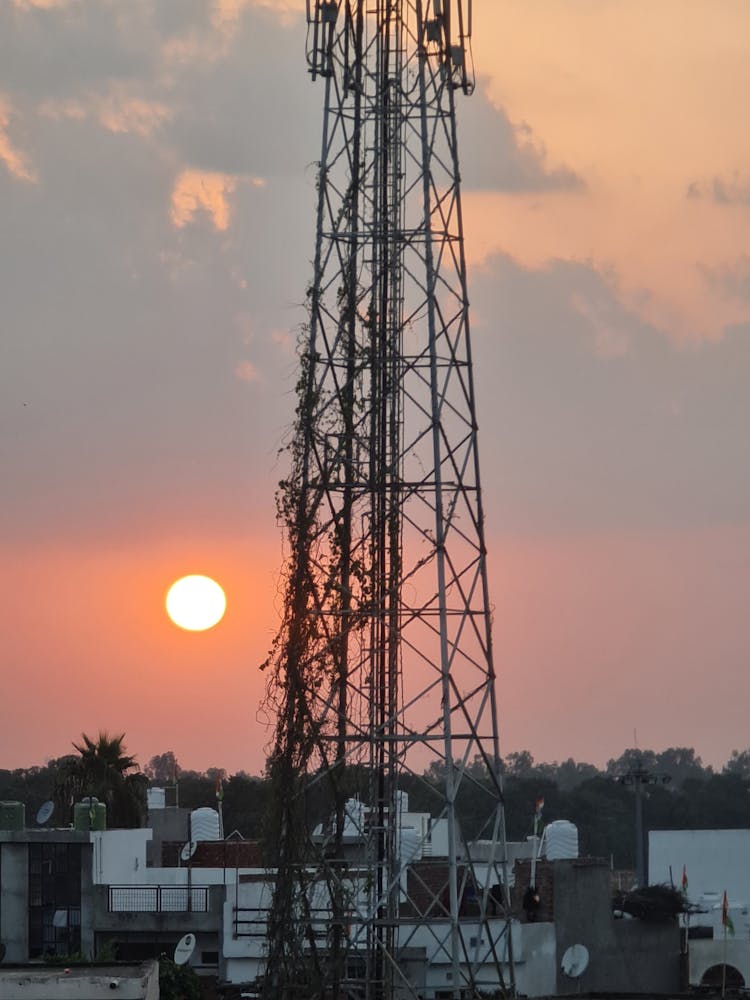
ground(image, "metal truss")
xmin=262 ymin=3 xmax=514 ymax=999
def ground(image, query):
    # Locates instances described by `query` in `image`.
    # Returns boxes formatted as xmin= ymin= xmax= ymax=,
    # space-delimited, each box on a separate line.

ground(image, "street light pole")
xmin=616 ymin=752 xmax=671 ymax=887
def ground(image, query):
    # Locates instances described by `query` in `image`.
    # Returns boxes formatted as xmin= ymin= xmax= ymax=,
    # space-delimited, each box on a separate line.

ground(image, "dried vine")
xmin=260 ymin=324 xmax=367 ymax=999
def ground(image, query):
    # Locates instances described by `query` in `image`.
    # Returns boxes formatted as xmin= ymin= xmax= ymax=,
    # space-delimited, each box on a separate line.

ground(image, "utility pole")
xmin=261 ymin=5 xmax=513 ymax=999
xmin=616 ymin=752 xmax=671 ymax=887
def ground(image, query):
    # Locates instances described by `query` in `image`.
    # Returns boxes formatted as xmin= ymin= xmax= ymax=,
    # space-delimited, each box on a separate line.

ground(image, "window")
xmin=28 ymin=843 xmax=82 ymax=958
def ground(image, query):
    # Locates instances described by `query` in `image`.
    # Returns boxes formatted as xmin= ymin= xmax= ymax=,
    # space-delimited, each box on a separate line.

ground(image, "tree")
xmin=503 ymin=750 xmax=535 ymax=778
xmin=159 ymin=958 xmax=201 ymax=1000
xmin=53 ymin=732 xmax=147 ymax=828
xmin=654 ymin=747 xmax=711 ymax=788
xmin=144 ymin=751 xmax=179 ymax=784
xmin=724 ymin=748 xmax=750 ymax=780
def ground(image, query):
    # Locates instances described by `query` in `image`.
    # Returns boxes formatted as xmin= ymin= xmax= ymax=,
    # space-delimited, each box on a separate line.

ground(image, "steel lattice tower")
xmin=261 ymin=3 xmax=513 ymax=999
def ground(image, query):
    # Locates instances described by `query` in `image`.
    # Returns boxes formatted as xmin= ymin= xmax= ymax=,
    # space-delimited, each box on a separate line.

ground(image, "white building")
xmin=649 ymin=829 xmax=750 ymax=988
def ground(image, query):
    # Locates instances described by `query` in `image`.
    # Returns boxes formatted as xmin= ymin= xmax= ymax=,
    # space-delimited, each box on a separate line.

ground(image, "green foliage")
xmin=159 ymin=958 xmax=201 ymax=1000
xmin=43 ymin=951 xmax=86 ymax=965
xmin=52 ymin=731 xmax=147 ymax=829
xmin=144 ymin=751 xmax=179 ymax=784
xmin=617 ymin=883 xmax=686 ymax=922
xmin=4 ymin=744 xmax=750 ymax=872
xmin=95 ymin=939 xmax=118 ymax=962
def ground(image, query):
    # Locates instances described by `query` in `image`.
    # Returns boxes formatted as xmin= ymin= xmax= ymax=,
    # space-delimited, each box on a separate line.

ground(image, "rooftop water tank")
xmin=399 ymin=826 xmax=421 ymax=866
xmin=0 ymin=801 xmax=25 ymax=831
xmin=74 ymin=798 xmax=107 ymax=832
xmin=543 ymin=819 xmax=579 ymax=860
xmin=147 ymin=787 xmax=166 ymax=811
xmin=395 ymin=789 xmax=409 ymax=815
xmin=190 ymin=807 xmax=221 ymax=841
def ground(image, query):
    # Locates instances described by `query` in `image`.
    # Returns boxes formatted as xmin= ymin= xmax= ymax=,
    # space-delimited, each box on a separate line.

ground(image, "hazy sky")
xmin=2 ymin=0 xmax=749 ymax=775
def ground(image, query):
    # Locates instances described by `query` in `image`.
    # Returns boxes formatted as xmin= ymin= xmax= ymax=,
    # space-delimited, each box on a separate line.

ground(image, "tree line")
xmin=2 ymin=737 xmax=750 ymax=870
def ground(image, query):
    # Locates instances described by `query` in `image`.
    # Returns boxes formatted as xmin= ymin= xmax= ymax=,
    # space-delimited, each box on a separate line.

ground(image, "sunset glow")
xmin=1 ymin=1 xmax=749 ymax=775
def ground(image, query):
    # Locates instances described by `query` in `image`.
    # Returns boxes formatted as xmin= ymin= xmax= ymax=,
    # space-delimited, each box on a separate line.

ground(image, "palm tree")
xmin=54 ymin=732 xmax=147 ymax=828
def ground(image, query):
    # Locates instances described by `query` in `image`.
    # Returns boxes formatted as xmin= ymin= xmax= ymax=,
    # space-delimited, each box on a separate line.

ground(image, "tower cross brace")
xmin=261 ymin=4 xmax=514 ymax=999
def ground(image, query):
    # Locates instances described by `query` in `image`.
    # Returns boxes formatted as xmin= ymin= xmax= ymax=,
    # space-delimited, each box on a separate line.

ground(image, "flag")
xmin=215 ymin=773 xmax=224 ymax=802
xmin=534 ymin=797 xmax=544 ymax=821
xmin=722 ymin=890 xmax=735 ymax=935
xmin=681 ymin=865 xmax=688 ymax=894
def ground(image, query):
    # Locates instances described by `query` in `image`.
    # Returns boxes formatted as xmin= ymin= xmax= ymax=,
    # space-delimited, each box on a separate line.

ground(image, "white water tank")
xmin=147 ymin=787 xmax=166 ymax=811
xmin=543 ymin=820 xmax=579 ymax=860
xmin=190 ymin=807 xmax=221 ymax=841
xmin=399 ymin=826 xmax=421 ymax=866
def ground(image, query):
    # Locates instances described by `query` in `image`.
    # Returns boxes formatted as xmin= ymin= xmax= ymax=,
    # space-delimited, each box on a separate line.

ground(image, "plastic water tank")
xmin=73 ymin=798 xmax=107 ymax=832
xmin=147 ymin=787 xmax=166 ymax=811
xmin=395 ymin=789 xmax=410 ymax=815
xmin=543 ymin=819 xmax=579 ymax=860
xmin=0 ymin=801 xmax=25 ymax=831
xmin=399 ymin=826 xmax=421 ymax=865
xmin=190 ymin=807 xmax=221 ymax=841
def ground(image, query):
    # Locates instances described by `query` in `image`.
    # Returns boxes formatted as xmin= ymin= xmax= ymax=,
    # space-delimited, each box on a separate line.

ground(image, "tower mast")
xmin=262 ymin=4 xmax=513 ymax=998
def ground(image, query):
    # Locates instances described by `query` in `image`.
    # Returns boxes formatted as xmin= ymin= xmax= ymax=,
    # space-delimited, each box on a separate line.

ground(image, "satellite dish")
xmin=36 ymin=801 xmax=55 ymax=825
xmin=174 ymin=933 xmax=196 ymax=966
xmin=561 ymin=943 xmax=590 ymax=979
xmin=180 ymin=840 xmax=198 ymax=862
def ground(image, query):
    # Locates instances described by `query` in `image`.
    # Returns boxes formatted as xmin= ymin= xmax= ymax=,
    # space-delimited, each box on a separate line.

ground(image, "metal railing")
xmin=108 ymin=885 xmax=209 ymax=913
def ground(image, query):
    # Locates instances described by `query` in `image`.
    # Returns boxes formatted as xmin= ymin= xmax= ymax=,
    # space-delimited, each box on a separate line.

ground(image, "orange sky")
xmin=1 ymin=0 xmax=749 ymax=776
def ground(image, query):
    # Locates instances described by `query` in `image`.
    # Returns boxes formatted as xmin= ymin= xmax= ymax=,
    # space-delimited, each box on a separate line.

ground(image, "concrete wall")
xmin=689 ymin=938 xmax=750 ymax=988
xmin=92 ymin=831 xmax=152 ymax=884
xmin=146 ymin=808 xmax=189 ymax=868
xmin=81 ymin=844 xmax=96 ymax=960
xmin=0 ymin=962 xmax=159 ymax=1000
xmin=0 ymin=843 xmax=29 ymax=961
xmin=512 ymin=921 xmax=556 ymax=997
xmin=553 ymin=859 xmax=681 ymax=995
xmin=650 ymin=829 xmax=750 ymax=910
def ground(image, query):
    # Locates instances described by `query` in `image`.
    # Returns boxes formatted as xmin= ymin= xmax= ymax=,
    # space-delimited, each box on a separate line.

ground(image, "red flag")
xmin=681 ymin=865 xmax=688 ymax=893
xmin=534 ymin=797 xmax=544 ymax=821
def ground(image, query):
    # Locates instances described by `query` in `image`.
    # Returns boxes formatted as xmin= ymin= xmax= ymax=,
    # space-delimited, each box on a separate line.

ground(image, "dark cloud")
xmin=161 ymin=8 xmax=319 ymax=179
xmin=0 ymin=0 xmax=743 ymax=558
xmin=701 ymin=255 xmax=750 ymax=304
xmin=459 ymin=81 xmax=585 ymax=193
xmin=471 ymin=254 xmax=750 ymax=534
xmin=0 ymin=4 xmax=158 ymax=99
xmin=0 ymin=101 xmax=311 ymax=544
xmin=686 ymin=173 xmax=750 ymax=205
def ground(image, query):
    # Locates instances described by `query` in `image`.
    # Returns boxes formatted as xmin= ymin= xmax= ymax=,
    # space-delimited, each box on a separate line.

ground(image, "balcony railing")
xmin=108 ymin=885 xmax=209 ymax=913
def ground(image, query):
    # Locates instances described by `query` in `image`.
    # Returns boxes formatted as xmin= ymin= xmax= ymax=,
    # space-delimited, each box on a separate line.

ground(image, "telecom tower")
xmin=261 ymin=3 xmax=513 ymax=999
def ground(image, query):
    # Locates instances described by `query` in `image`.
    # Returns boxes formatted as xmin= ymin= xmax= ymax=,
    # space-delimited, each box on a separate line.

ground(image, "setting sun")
xmin=166 ymin=575 xmax=227 ymax=632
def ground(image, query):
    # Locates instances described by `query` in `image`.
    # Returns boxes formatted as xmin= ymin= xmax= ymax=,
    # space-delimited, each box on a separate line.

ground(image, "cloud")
xmin=235 ymin=360 xmax=261 ymax=382
xmin=0 ymin=95 xmax=37 ymax=181
xmin=471 ymin=253 xmax=750 ymax=534
xmin=0 ymin=5 xmax=157 ymax=100
xmin=12 ymin=0 xmax=71 ymax=8
xmin=170 ymin=169 xmax=238 ymax=230
xmin=213 ymin=0 xmax=302 ymax=33
xmin=459 ymin=82 xmax=584 ymax=193
xmin=701 ymin=255 xmax=750 ymax=304
xmin=160 ymin=7 xmax=317 ymax=178
xmin=687 ymin=174 xmax=750 ymax=206
xmin=40 ymin=91 xmax=171 ymax=138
